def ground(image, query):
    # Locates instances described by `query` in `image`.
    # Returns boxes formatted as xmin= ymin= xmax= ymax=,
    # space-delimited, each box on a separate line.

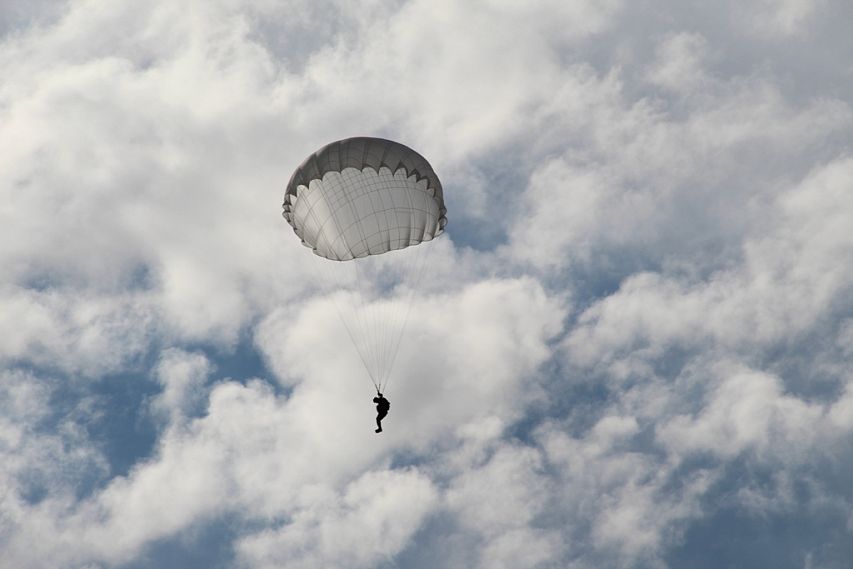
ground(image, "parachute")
xmin=282 ymin=137 xmax=447 ymax=392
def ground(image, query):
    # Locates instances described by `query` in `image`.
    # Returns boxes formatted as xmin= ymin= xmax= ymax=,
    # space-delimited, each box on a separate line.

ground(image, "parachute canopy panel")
xmin=283 ymin=137 xmax=447 ymax=261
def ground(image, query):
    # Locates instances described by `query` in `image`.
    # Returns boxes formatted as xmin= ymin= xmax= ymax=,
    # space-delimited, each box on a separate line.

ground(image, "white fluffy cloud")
xmin=0 ymin=276 xmax=565 ymax=567
xmin=564 ymin=155 xmax=853 ymax=375
xmin=0 ymin=287 xmax=157 ymax=376
xmin=151 ymin=348 xmax=213 ymax=424
xmin=3 ymin=0 xmax=853 ymax=567
xmin=506 ymin=64 xmax=851 ymax=275
xmin=237 ymin=468 xmax=438 ymax=569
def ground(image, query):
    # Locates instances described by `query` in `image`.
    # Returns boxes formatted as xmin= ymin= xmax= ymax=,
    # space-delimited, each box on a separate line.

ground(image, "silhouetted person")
xmin=373 ymin=392 xmax=390 ymax=433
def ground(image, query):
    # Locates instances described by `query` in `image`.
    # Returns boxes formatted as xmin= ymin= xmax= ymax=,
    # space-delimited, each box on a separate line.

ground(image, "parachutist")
xmin=283 ymin=138 xmax=446 ymax=401
xmin=373 ymin=392 xmax=390 ymax=433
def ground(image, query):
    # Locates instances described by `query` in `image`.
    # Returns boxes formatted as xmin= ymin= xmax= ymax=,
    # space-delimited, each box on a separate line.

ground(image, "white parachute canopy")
xmin=283 ymin=137 xmax=447 ymax=392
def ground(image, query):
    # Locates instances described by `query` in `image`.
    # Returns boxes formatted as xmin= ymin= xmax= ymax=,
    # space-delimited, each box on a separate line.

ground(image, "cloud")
xmin=3 ymin=0 xmax=853 ymax=567
xmin=151 ymin=348 xmax=214 ymax=424
xmin=530 ymin=414 xmax=709 ymax=567
xmin=444 ymin=444 xmax=562 ymax=569
xmin=564 ymin=155 xmax=853 ymax=375
xmin=658 ymin=367 xmax=823 ymax=460
xmin=256 ymin=277 xmax=566 ymax=446
xmin=0 ymin=370 xmax=109 ymax=567
xmin=236 ymin=468 xmax=438 ymax=569
xmin=0 ymin=275 xmax=564 ymax=566
xmin=646 ymin=32 xmax=710 ymax=93
xmin=0 ymin=287 xmax=157 ymax=377
xmin=505 ymin=64 xmax=851 ymax=277
xmin=746 ymin=0 xmax=823 ymax=34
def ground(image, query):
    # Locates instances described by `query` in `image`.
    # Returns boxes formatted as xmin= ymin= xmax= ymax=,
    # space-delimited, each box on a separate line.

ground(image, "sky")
xmin=2 ymin=0 xmax=853 ymax=568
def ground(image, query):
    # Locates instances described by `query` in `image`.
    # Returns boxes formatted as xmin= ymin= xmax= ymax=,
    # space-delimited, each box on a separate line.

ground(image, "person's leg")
xmin=375 ymin=411 xmax=387 ymax=433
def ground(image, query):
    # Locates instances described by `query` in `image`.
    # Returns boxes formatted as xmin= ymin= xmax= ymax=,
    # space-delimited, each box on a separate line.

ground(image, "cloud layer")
xmin=2 ymin=0 xmax=853 ymax=567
